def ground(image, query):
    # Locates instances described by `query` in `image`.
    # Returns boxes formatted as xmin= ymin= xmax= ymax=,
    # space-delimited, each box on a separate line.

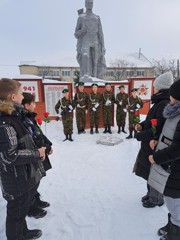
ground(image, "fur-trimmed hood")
xmin=0 ymin=100 xmax=14 ymax=115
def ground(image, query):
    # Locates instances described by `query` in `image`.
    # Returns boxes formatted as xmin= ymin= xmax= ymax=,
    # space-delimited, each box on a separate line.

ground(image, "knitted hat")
xmin=153 ymin=72 xmax=173 ymax=90
xmin=169 ymin=79 xmax=180 ymax=101
xmin=62 ymin=89 xmax=69 ymax=93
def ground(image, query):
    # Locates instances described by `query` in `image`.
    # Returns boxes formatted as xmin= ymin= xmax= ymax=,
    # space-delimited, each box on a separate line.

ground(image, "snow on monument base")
xmin=96 ymin=136 xmax=123 ymax=146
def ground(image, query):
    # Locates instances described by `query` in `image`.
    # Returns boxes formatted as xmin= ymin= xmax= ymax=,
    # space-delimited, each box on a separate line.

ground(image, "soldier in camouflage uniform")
xmin=126 ymin=88 xmax=143 ymax=139
xmin=102 ymin=83 xmax=115 ymax=134
xmin=55 ymin=89 xmax=74 ymax=141
xmin=73 ymin=82 xmax=88 ymax=134
xmin=88 ymin=83 xmax=102 ymax=134
xmin=115 ymin=85 xmax=128 ymax=134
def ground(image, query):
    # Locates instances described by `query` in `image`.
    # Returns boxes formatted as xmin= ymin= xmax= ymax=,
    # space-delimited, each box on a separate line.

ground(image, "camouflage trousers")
xmin=62 ymin=113 xmax=73 ymax=135
xmin=128 ymin=111 xmax=135 ymax=130
xmin=116 ymin=109 xmax=126 ymax=127
xmin=90 ymin=110 xmax=100 ymax=127
xmin=103 ymin=106 xmax=113 ymax=127
xmin=76 ymin=108 xmax=86 ymax=130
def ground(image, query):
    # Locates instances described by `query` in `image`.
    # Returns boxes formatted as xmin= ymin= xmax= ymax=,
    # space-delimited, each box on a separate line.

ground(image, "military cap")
xmin=119 ymin=85 xmax=125 ymax=89
xmin=62 ymin=89 xmax=69 ymax=93
xmin=78 ymin=82 xmax=84 ymax=86
xmin=105 ymin=82 xmax=111 ymax=86
xmin=91 ymin=83 xmax=98 ymax=87
xmin=131 ymin=88 xmax=138 ymax=92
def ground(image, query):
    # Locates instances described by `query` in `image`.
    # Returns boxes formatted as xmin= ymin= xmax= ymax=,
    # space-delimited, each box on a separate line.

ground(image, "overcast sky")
xmin=0 ymin=0 xmax=180 ymax=76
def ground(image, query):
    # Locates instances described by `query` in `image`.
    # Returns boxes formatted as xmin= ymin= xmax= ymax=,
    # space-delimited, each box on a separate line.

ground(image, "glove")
xmin=94 ymin=103 xmax=99 ymax=108
xmin=56 ymin=113 xmax=62 ymax=121
xmin=136 ymin=104 xmax=141 ymax=109
xmin=92 ymin=107 xmax=96 ymax=112
xmin=123 ymin=108 xmax=127 ymax=113
xmin=77 ymin=104 xmax=80 ymax=108
xmin=105 ymin=100 xmax=111 ymax=106
xmin=68 ymin=105 xmax=73 ymax=110
xmin=119 ymin=101 xmax=122 ymax=106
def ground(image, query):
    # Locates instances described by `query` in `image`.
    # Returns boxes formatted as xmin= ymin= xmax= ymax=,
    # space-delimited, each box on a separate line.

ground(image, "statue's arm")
xmin=74 ymin=17 xmax=86 ymax=39
xmin=98 ymin=17 xmax=106 ymax=54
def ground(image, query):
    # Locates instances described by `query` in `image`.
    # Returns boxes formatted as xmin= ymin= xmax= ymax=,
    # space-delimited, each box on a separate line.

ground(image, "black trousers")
xmin=6 ymin=190 xmax=31 ymax=240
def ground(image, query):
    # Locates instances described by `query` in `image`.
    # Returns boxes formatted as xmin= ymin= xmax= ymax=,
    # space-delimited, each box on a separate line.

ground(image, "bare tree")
xmin=109 ymin=59 xmax=137 ymax=80
xmin=152 ymin=58 xmax=179 ymax=80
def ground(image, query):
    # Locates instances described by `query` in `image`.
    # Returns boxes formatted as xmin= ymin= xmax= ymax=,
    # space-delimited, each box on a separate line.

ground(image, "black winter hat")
xmin=169 ymin=79 xmax=180 ymax=101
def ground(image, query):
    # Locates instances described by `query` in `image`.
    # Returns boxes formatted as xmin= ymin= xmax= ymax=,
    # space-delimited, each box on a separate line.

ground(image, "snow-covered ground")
xmin=0 ymin=119 xmax=168 ymax=240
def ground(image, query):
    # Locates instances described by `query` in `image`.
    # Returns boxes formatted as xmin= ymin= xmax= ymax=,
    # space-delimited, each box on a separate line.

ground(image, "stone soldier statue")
xmin=126 ymin=88 xmax=143 ymax=139
xmin=88 ymin=83 xmax=102 ymax=134
xmin=74 ymin=0 xmax=106 ymax=79
xmin=55 ymin=89 xmax=74 ymax=142
xmin=102 ymin=83 xmax=115 ymax=134
xmin=115 ymin=85 xmax=129 ymax=134
xmin=73 ymin=82 xmax=88 ymax=134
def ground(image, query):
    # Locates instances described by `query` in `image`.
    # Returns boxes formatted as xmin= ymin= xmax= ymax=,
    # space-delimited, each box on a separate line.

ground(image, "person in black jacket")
xmin=133 ymin=72 xmax=173 ymax=208
xmin=149 ymin=79 xmax=180 ymax=240
xmin=22 ymin=92 xmax=53 ymax=219
xmin=0 ymin=79 xmax=46 ymax=240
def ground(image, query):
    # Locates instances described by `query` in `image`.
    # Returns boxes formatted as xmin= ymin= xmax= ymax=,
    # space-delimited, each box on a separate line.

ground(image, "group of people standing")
xmin=134 ymin=72 xmax=180 ymax=240
xmin=55 ymin=82 xmax=143 ymax=141
xmin=0 ymin=79 xmax=53 ymax=240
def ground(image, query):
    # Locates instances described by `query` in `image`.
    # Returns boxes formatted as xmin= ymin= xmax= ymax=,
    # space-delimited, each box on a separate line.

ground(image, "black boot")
xmin=90 ymin=127 xmax=94 ymax=134
xmin=68 ymin=134 xmax=74 ymax=141
xmin=27 ymin=206 xmax=47 ymax=219
xmin=165 ymin=223 xmax=180 ymax=240
xmin=122 ymin=125 xmax=127 ymax=134
xmin=103 ymin=127 xmax=108 ymax=133
xmin=34 ymin=192 xmax=50 ymax=208
xmin=23 ymin=229 xmax=42 ymax=240
xmin=95 ymin=126 xmax=99 ymax=133
xmin=63 ymin=134 xmax=68 ymax=141
xmin=81 ymin=129 xmax=86 ymax=133
xmin=126 ymin=130 xmax=133 ymax=139
xmin=158 ymin=213 xmax=171 ymax=236
xmin=108 ymin=126 xmax=112 ymax=134
xmin=117 ymin=126 xmax=121 ymax=134
xmin=141 ymin=193 xmax=149 ymax=203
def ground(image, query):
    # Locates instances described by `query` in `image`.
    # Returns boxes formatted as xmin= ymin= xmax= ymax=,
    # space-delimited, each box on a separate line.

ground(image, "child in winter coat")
xmin=0 ymin=79 xmax=46 ymax=240
xmin=22 ymin=92 xmax=53 ymax=219
xmin=149 ymin=79 xmax=180 ymax=240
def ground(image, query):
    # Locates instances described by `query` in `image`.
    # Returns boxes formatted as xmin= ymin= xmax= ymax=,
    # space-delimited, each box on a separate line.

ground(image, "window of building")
xmin=126 ymin=70 xmax=135 ymax=77
xmin=62 ymin=70 xmax=71 ymax=77
xmin=49 ymin=69 xmax=60 ymax=76
xmin=105 ymin=71 xmax=114 ymax=77
xmin=39 ymin=68 xmax=48 ymax=76
xmin=137 ymin=70 xmax=145 ymax=76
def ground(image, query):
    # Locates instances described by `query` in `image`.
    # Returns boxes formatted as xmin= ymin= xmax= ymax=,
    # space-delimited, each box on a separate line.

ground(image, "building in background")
xmin=19 ymin=52 xmax=154 ymax=82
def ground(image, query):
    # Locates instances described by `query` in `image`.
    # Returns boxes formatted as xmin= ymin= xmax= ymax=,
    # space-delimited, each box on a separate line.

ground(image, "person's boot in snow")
xmin=108 ymin=126 xmax=112 ymax=134
xmin=122 ymin=125 xmax=127 ymax=134
xmin=95 ymin=126 xmax=99 ymax=133
xmin=143 ymin=198 xmax=164 ymax=208
xmin=141 ymin=193 xmax=149 ymax=203
xmin=90 ymin=127 xmax=93 ymax=134
xmin=117 ymin=126 xmax=121 ymax=134
xmin=35 ymin=192 xmax=50 ymax=209
xmin=27 ymin=206 xmax=47 ymax=219
xmin=161 ymin=223 xmax=180 ymax=240
xmin=126 ymin=130 xmax=133 ymax=139
xmin=68 ymin=134 xmax=73 ymax=141
xmin=63 ymin=134 xmax=68 ymax=142
xmin=158 ymin=213 xmax=171 ymax=236
xmin=23 ymin=229 xmax=42 ymax=240
xmin=103 ymin=127 xmax=108 ymax=133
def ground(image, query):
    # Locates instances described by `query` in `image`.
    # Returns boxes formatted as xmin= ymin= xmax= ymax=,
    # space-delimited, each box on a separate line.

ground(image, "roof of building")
xmin=19 ymin=52 xmax=153 ymax=69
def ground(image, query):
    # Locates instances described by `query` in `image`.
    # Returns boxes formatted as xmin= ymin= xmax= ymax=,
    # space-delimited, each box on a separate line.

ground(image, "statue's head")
xmin=85 ymin=0 xmax=93 ymax=10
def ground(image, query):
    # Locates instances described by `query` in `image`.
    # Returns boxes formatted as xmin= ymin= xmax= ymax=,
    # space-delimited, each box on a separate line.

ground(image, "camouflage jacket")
xmin=128 ymin=96 xmax=143 ymax=112
xmin=115 ymin=92 xmax=128 ymax=108
xmin=102 ymin=91 xmax=115 ymax=107
xmin=73 ymin=92 xmax=88 ymax=109
xmin=55 ymin=97 xmax=73 ymax=116
xmin=88 ymin=92 xmax=102 ymax=109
